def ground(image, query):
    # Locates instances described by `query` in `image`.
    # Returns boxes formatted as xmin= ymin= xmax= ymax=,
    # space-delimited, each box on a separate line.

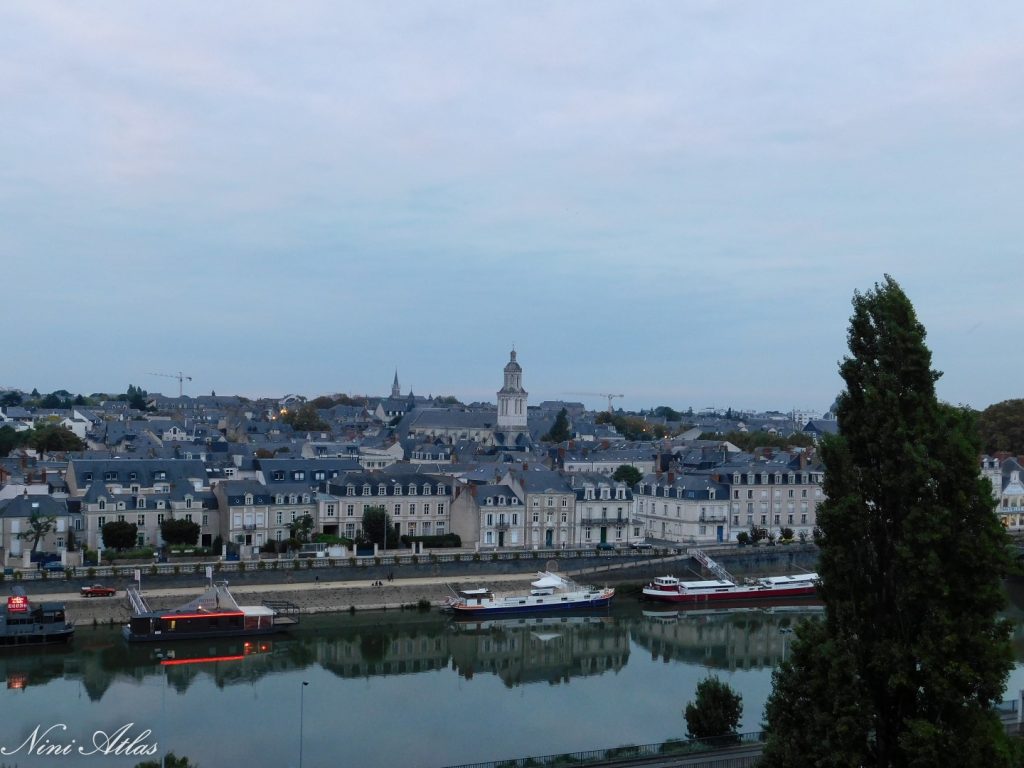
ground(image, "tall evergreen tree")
xmin=761 ymin=277 xmax=1017 ymax=768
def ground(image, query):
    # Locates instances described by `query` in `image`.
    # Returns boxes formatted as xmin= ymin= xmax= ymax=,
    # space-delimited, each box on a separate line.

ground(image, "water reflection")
xmin=0 ymin=601 xmax=827 ymax=700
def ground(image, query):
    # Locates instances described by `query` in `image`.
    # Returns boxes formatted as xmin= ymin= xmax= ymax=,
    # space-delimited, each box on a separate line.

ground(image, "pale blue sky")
xmin=2 ymin=2 xmax=1022 ymax=412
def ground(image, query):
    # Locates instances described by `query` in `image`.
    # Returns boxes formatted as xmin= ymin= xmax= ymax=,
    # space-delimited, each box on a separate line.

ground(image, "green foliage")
xmin=543 ymin=408 xmax=572 ymax=443
xmin=612 ymin=464 xmax=643 ymax=486
xmin=159 ymin=518 xmax=201 ymax=546
xmin=760 ymin=276 xmax=1016 ymax=768
xmin=977 ymin=399 xmax=1024 ymax=455
xmin=100 ymin=520 xmax=138 ymax=551
xmin=125 ymin=384 xmax=149 ymax=411
xmin=683 ymin=677 xmax=742 ymax=741
xmin=281 ymin=402 xmax=328 ymax=431
xmin=0 ymin=391 xmax=22 ymax=407
xmin=287 ymin=513 xmax=315 ymax=543
xmin=735 ymin=531 xmax=750 ymax=546
xmin=360 ymin=506 xmax=397 ymax=548
xmin=698 ymin=429 xmax=814 ymax=451
xmin=653 ymin=405 xmax=683 ymax=421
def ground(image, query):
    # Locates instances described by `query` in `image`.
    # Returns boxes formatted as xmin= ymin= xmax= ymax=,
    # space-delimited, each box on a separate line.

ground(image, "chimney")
xmin=667 ymin=471 xmax=675 ymax=485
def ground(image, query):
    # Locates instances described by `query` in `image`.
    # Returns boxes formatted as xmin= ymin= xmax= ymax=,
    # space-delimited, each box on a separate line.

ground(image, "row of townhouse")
xmin=635 ymin=454 xmax=825 ymax=545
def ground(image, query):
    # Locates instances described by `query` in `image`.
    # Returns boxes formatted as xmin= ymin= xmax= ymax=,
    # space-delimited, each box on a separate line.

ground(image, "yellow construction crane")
xmin=564 ymin=392 xmax=624 ymax=413
xmin=147 ymin=371 xmax=193 ymax=398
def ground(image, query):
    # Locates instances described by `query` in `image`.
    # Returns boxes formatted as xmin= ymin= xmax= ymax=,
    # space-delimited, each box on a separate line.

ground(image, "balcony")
xmin=494 ymin=521 xmax=511 ymax=531
xmin=699 ymin=514 xmax=728 ymax=523
xmin=241 ymin=523 xmax=257 ymax=531
xmin=580 ymin=517 xmax=630 ymax=526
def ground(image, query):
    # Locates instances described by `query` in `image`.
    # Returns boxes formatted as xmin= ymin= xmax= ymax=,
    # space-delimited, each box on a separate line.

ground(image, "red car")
xmin=80 ymin=584 xmax=117 ymax=598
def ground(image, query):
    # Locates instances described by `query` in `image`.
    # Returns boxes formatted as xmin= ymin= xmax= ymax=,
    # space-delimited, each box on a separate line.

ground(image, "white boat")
xmin=642 ymin=572 xmax=818 ymax=604
xmin=445 ymin=572 xmax=614 ymax=616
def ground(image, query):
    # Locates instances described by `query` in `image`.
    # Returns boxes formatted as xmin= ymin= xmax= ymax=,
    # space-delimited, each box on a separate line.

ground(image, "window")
xmin=202 ymin=514 xmax=208 ymax=526
xmin=157 ymin=514 xmax=165 ymax=524
xmin=98 ymin=516 xmax=106 ymax=528
xmin=409 ymin=503 xmax=416 ymax=515
xmin=422 ymin=483 xmax=431 ymax=495
xmin=585 ymin=528 xmax=592 ymax=541
xmin=436 ymin=503 xmax=445 ymax=515
xmin=561 ymin=497 xmax=568 ymax=507
xmin=245 ymin=494 xmax=253 ymax=505
xmin=346 ymin=504 xmax=354 ymax=517
xmin=346 ymin=485 xmax=355 ymax=496
xmin=394 ymin=504 xmax=401 ymax=516
xmin=276 ymin=494 xmax=284 ymax=504
xmin=532 ymin=512 xmax=539 ymax=523
xmin=327 ymin=504 xmax=335 ymax=518
xmin=293 ymin=471 xmax=305 ymax=481
xmin=98 ymin=498 xmax=106 ymax=511
xmin=273 ymin=471 xmax=285 ymax=481
xmin=486 ymin=513 xmax=494 ymax=526
xmin=185 ymin=497 xmax=193 ymax=509
xmin=408 ymin=484 xmax=417 ymax=495
xmin=512 ymin=513 xmax=518 ymax=525
xmin=117 ymin=514 xmax=125 ymax=523
xmin=289 ymin=494 xmax=298 ymax=505
xmin=436 ymin=484 xmax=445 ymax=495
xmin=314 ymin=471 xmax=326 ymax=481
xmin=276 ymin=510 xmax=283 ymax=524
xmin=423 ymin=503 xmax=430 ymax=515
xmin=137 ymin=515 xmax=145 ymax=526
xmin=185 ymin=513 xmax=193 ymax=523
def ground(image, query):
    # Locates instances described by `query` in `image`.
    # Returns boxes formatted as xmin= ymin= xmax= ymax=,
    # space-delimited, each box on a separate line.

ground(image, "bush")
xmin=398 ymin=533 xmax=462 ymax=549
xmin=736 ymin=531 xmax=750 ymax=546
xmin=238 ymin=561 xmax=246 ymax=572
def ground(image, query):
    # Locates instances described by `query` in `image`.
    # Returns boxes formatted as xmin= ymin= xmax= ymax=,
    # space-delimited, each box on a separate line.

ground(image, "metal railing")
xmin=441 ymin=731 xmax=765 ymax=768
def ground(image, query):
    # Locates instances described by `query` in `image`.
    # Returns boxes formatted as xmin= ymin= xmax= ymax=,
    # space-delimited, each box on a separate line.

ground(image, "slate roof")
xmin=0 ymin=494 xmax=72 ymax=518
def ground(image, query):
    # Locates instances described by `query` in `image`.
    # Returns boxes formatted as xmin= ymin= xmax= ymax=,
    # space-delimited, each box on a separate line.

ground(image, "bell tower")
xmin=497 ymin=349 xmax=528 ymax=431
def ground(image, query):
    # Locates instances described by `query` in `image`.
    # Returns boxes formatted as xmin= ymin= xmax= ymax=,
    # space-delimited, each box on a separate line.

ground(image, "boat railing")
xmin=126 ymin=585 xmax=150 ymax=615
xmin=263 ymin=599 xmax=300 ymax=626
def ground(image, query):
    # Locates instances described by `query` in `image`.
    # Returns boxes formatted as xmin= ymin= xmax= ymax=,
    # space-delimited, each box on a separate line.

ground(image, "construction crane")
xmin=564 ymin=392 xmax=624 ymax=413
xmin=147 ymin=371 xmax=192 ymax=397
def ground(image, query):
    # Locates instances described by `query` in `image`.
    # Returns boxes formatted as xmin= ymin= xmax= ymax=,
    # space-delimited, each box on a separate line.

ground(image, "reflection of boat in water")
xmin=451 ymin=613 xmax=613 ymax=633
xmin=1 ymin=588 xmax=74 ymax=648
xmin=124 ymin=581 xmax=299 ymax=642
xmin=642 ymin=603 xmax=825 ymax=623
xmin=445 ymin=572 xmax=614 ymax=616
xmin=153 ymin=638 xmax=277 ymax=666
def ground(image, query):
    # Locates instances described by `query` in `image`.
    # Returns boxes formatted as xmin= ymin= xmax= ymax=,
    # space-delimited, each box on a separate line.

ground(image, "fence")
xmin=441 ymin=732 xmax=765 ymax=768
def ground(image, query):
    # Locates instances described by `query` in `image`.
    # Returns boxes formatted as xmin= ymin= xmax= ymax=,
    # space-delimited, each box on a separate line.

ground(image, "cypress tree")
xmin=761 ymin=276 xmax=1017 ymax=768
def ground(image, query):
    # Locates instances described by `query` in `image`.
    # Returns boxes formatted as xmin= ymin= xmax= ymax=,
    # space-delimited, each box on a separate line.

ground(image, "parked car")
xmin=80 ymin=584 xmax=117 ymax=598
xmin=42 ymin=561 xmax=66 ymax=572
xmin=595 ymin=542 xmax=616 ymax=552
xmin=632 ymin=542 xmax=653 ymax=550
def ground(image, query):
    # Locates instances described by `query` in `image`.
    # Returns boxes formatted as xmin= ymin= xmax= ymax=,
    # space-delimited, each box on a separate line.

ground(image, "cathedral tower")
xmin=497 ymin=349 xmax=528 ymax=431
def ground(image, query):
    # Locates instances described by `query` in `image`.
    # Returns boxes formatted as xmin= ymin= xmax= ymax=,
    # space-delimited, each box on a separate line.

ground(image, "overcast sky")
xmin=2 ymin=2 xmax=1022 ymax=412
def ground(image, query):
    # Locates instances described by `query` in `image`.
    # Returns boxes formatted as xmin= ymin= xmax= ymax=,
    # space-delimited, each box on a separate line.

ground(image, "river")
xmin=1 ymin=595 xmax=1023 ymax=768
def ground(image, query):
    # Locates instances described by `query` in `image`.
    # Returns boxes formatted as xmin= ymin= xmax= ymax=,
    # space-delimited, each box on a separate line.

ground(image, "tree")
xmin=654 ymin=405 xmax=683 ymax=422
xmin=281 ymin=402 xmax=328 ymax=431
xmin=134 ymin=753 xmax=195 ymax=768
xmin=287 ymin=513 xmax=315 ymax=544
xmin=1 ymin=391 xmax=22 ymax=407
xmin=977 ymin=398 xmax=1024 ymax=455
xmin=125 ymin=384 xmax=149 ymax=411
xmin=360 ymin=506 xmax=397 ymax=548
xmin=27 ymin=424 xmax=85 ymax=452
xmin=17 ymin=513 xmax=56 ymax=553
xmin=159 ymin=518 xmax=201 ymax=546
xmin=761 ymin=277 xmax=1017 ymax=768
xmin=543 ymin=408 xmax=571 ymax=442
xmin=612 ymin=464 xmax=643 ymax=486
xmin=101 ymin=520 xmax=138 ymax=551
xmin=683 ymin=677 xmax=742 ymax=742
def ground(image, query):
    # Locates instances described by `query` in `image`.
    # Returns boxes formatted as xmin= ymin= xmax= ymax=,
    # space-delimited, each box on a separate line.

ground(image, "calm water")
xmin=1 ymin=594 xmax=1023 ymax=768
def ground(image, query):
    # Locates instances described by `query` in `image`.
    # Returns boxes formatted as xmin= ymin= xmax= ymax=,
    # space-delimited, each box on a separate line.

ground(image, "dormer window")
xmin=129 ymin=472 xmax=138 ymax=481
xmin=302 ymin=494 xmax=310 ymax=504
xmin=105 ymin=472 xmax=117 ymax=482
xmin=408 ymin=484 xmax=417 ymax=496
xmin=346 ymin=485 xmax=355 ymax=496
xmin=616 ymin=487 xmax=625 ymax=500
xmin=137 ymin=497 xmax=146 ymax=509
xmin=292 ymin=471 xmax=305 ymax=481
xmin=511 ymin=497 xmax=519 ymax=505
xmin=378 ymin=484 xmax=387 ymax=495
xmin=244 ymin=494 xmax=253 ymax=506
xmin=155 ymin=471 xmax=166 ymax=481
xmin=83 ymin=473 xmax=93 ymax=482
xmin=273 ymin=471 xmax=285 ymax=481
xmin=601 ymin=487 xmax=610 ymax=500
xmin=393 ymin=484 xmax=402 ymax=496
xmin=185 ymin=497 xmax=193 ymax=509
xmin=289 ymin=494 xmax=298 ymax=504
xmin=423 ymin=483 xmax=431 ymax=495
xmin=437 ymin=483 xmax=445 ymax=495
xmin=585 ymin=488 xmax=594 ymax=500
xmin=276 ymin=494 xmax=284 ymax=504
xmin=361 ymin=484 xmax=371 ymax=495
xmin=98 ymin=498 xmax=106 ymax=510
xmin=485 ymin=497 xmax=493 ymax=505
xmin=498 ymin=496 xmax=506 ymax=506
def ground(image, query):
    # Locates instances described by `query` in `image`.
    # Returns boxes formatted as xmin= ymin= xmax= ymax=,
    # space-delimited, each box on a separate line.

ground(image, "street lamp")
xmin=299 ymin=680 xmax=309 ymax=768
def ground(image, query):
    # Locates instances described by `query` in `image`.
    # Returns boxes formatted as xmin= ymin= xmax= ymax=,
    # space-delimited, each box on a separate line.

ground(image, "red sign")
xmin=7 ymin=596 xmax=28 ymax=613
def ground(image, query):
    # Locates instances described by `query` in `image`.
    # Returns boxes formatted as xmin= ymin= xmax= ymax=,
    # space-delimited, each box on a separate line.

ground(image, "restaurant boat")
xmin=445 ymin=572 xmax=614 ymax=616
xmin=1 ymin=588 xmax=74 ymax=647
xmin=642 ymin=572 xmax=818 ymax=604
xmin=123 ymin=581 xmax=298 ymax=643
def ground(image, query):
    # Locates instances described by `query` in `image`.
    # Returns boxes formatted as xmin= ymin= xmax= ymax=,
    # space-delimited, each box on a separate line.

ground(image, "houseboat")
xmin=642 ymin=572 xmax=818 ymax=604
xmin=123 ymin=581 xmax=298 ymax=643
xmin=445 ymin=572 xmax=614 ymax=616
xmin=1 ymin=588 xmax=74 ymax=647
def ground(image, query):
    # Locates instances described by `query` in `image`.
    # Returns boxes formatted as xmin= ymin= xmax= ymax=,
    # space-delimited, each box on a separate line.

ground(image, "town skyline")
xmin=4 ymin=3 xmax=1023 ymax=411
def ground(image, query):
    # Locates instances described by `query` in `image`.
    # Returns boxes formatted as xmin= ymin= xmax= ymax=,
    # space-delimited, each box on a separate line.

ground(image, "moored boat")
xmin=642 ymin=572 xmax=818 ymax=604
xmin=1 ymin=588 xmax=74 ymax=647
xmin=445 ymin=572 xmax=614 ymax=616
xmin=123 ymin=581 xmax=299 ymax=643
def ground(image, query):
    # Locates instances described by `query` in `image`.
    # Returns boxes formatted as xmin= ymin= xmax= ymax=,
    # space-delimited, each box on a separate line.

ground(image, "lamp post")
xmin=299 ymin=680 xmax=309 ymax=768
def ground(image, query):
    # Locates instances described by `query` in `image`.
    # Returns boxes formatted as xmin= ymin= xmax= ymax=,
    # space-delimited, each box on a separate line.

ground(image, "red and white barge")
xmin=642 ymin=573 xmax=818 ymax=604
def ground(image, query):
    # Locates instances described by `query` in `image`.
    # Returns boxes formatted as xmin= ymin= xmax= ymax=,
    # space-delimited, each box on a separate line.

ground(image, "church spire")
xmin=392 ymin=369 xmax=400 ymax=398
